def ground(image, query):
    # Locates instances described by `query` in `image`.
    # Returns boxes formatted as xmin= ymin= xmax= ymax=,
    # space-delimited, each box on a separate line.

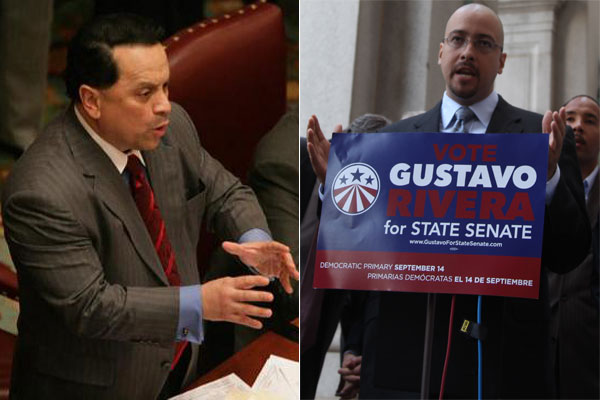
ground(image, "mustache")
xmin=452 ymin=62 xmax=479 ymax=76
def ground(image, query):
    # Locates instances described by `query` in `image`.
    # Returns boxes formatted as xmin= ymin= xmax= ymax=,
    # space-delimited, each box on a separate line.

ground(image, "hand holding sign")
xmin=306 ymin=115 xmax=342 ymax=185
xmin=543 ymin=106 xmax=567 ymax=180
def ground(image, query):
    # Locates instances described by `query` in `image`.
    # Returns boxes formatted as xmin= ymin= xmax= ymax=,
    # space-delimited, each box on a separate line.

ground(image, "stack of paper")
xmin=252 ymin=355 xmax=299 ymax=399
xmin=170 ymin=355 xmax=299 ymax=400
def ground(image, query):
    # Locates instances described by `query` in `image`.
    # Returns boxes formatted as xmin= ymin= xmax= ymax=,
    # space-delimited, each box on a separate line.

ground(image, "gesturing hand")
xmin=222 ymin=241 xmax=299 ymax=294
xmin=201 ymin=275 xmax=273 ymax=329
xmin=306 ymin=115 xmax=342 ymax=185
xmin=542 ymin=106 xmax=566 ymax=180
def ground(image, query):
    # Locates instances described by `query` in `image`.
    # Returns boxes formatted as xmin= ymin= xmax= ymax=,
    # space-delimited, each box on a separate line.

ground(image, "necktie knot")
xmin=126 ymin=154 xmax=145 ymax=179
xmin=450 ymin=107 xmax=476 ymax=133
xmin=456 ymin=106 xmax=475 ymax=122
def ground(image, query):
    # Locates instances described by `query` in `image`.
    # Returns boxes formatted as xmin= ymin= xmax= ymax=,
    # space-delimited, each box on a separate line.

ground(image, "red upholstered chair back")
xmin=164 ymin=1 xmax=287 ymax=278
xmin=164 ymin=0 xmax=287 ymax=182
xmin=0 ymin=263 xmax=17 ymax=400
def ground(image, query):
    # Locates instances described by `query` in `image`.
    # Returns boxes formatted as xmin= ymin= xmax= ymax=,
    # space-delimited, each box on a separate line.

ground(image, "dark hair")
xmin=563 ymin=94 xmax=600 ymax=108
xmin=65 ymin=13 xmax=165 ymax=102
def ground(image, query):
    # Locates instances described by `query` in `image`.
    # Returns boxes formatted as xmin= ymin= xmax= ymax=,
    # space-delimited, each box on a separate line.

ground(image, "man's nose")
xmin=568 ymin=118 xmax=583 ymax=133
xmin=459 ymin=41 xmax=476 ymax=61
xmin=154 ymin=90 xmax=171 ymax=115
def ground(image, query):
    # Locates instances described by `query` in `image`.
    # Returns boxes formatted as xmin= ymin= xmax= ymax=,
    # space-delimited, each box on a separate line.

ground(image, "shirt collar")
xmin=441 ymin=91 xmax=499 ymax=130
xmin=74 ymin=105 xmax=145 ymax=173
xmin=584 ymin=165 xmax=599 ymax=200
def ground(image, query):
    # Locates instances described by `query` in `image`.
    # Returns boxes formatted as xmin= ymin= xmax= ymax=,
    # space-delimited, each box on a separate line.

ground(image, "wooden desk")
xmin=190 ymin=330 xmax=298 ymax=389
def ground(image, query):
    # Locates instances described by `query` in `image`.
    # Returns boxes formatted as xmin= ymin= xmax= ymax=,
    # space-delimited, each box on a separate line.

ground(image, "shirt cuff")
xmin=318 ymin=183 xmax=325 ymax=201
xmin=545 ymin=165 xmax=560 ymax=204
xmin=343 ymin=349 xmax=360 ymax=357
xmin=238 ymin=228 xmax=273 ymax=276
xmin=239 ymin=228 xmax=271 ymax=243
xmin=177 ymin=285 xmax=204 ymax=343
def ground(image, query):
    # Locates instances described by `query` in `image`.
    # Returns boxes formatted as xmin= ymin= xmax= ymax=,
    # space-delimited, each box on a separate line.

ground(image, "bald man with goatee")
xmin=306 ymin=4 xmax=590 ymax=399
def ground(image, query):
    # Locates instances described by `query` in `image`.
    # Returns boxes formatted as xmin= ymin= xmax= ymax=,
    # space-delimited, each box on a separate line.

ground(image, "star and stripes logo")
xmin=331 ymin=163 xmax=380 ymax=215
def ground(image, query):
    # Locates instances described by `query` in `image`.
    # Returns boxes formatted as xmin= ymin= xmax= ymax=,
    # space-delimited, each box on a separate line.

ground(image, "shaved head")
xmin=445 ymin=3 xmax=504 ymax=48
xmin=438 ymin=3 xmax=507 ymax=105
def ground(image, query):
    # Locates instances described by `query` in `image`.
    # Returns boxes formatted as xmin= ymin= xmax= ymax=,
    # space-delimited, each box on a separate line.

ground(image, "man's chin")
xmin=137 ymin=139 xmax=161 ymax=151
xmin=448 ymin=86 xmax=480 ymax=104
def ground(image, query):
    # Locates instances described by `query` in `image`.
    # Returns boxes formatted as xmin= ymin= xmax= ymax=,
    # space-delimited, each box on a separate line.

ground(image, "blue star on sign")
xmin=339 ymin=175 xmax=348 ymax=185
xmin=350 ymin=168 xmax=364 ymax=182
xmin=365 ymin=176 xmax=374 ymax=185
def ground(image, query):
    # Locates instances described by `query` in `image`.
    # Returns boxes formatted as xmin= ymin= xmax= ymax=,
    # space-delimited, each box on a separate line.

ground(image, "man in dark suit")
xmin=548 ymin=94 xmax=599 ymax=399
xmin=2 ymin=14 xmax=297 ymax=399
xmin=306 ymin=4 xmax=590 ymax=398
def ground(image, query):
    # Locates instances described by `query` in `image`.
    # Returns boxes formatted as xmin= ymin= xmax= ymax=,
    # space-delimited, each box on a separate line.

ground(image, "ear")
xmin=497 ymin=52 xmax=507 ymax=75
xmin=438 ymin=42 xmax=444 ymax=65
xmin=79 ymin=85 xmax=101 ymax=120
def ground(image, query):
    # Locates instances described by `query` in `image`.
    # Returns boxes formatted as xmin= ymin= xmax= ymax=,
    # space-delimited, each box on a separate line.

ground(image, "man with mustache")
xmin=2 ymin=13 xmax=298 ymax=400
xmin=548 ymin=94 xmax=599 ymax=399
xmin=307 ymin=3 xmax=590 ymax=398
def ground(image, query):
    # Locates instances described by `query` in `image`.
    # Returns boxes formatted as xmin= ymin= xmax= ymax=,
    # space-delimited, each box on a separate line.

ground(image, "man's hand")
xmin=336 ymin=353 xmax=361 ymax=399
xmin=222 ymin=241 xmax=299 ymax=294
xmin=306 ymin=115 xmax=342 ymax=185
xmin=543 ymin=106 xmax=566 ymax=180
xmin=201 ymin=275 xmax=273 ymax=329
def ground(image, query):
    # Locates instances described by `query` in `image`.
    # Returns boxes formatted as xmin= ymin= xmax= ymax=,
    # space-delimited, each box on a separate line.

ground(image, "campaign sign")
xmin=314 ymin=132 xmax=548 ymax=299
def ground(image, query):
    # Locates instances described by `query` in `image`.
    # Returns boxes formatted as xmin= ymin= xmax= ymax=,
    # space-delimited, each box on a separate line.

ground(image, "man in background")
xmin=548 ymin=94 xmax=599 ymax=399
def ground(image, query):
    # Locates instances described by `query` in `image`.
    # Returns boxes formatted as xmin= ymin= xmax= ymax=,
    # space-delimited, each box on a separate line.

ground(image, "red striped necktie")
xmin=126 ymin=154 xmax=187 ymax=369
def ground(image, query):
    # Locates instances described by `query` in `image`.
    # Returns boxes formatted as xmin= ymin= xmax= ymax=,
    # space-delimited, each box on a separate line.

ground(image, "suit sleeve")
xmin=340 ymin=291 xmax=367 ymax=355
xmin=172 ymin=103 xmax=270 ymax=241
xmin=542 ymin=127 xmax=591 ymax=273
xmin=3 ymin=190 xmax=179 ymax=343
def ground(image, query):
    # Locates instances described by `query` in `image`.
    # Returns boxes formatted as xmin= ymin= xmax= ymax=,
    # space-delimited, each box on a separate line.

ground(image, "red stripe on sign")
xmin=334 ymin=184 xmax=353 ymax=197
xmin=336 ymin=187 xmax=353 ymax=210
xmin=356 ymin=186 xmax=372 ymax=208
xmin=349 ymin=186 xmax=358 ymax=213
xmin=359 ymin=185 xmax=378 ymax=197
xmin=313 ymin=250 xmax=541 ymax=299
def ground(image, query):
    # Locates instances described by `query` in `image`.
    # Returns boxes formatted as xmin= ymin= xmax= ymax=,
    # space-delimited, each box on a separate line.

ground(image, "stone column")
xmin=300 ymin=0 xmax=360 ymax=138
xmin=553 ymin=0 xmax=599 ymax=105
xmin=350 ymin=0 xmax=463 ymax=123
xmin=495 ymin=0 xmax=562 ymax=114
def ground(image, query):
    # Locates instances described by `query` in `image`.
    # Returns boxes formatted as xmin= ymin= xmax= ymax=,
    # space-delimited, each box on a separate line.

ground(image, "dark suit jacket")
xmin=1 ymin=103 xmax=268 ymax=399
xmin=360 ymin=96 xmax=591 ymax=399
xmin=548 ymin=171 xmax=599 ymax=399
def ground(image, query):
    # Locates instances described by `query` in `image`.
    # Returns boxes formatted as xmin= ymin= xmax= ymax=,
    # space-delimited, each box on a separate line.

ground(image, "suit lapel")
xmin=142 ymin=141 xmax=187 ymax=279
xmin=487 ymin=95 xmax=526 ymax=134
xmin=413 ymin=101 xmax=442 ymax=132
xmin=63 ymin=106 xmax=169 ymax=285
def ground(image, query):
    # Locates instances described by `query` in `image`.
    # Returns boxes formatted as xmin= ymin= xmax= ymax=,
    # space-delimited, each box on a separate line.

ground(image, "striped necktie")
xmin=450 ymin=106 xmax=476 ymax=133
xmin=126 ymin=154 xmax=187 ymax=369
